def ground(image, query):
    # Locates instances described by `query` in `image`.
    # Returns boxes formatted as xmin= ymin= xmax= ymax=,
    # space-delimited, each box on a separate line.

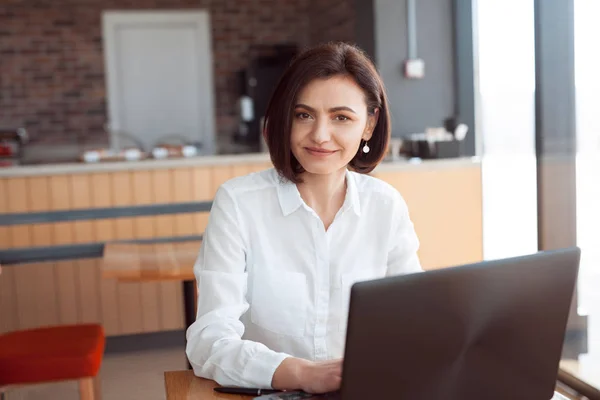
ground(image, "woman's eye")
xmin=335 ymin=115 xmax=350 ymax=121
xmin=296 ymin=112 xmax=311 ymax=120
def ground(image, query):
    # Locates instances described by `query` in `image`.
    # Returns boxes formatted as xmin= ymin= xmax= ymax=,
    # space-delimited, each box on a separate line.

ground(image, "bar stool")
xmin=0 ymin=323 xmax=105 ymax=400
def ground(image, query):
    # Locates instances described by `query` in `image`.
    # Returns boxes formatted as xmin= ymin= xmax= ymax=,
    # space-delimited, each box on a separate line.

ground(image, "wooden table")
xmin=164 ymin=370 xmax=250 ymax=400
xmin=102 ymin=241 xmax=200 ymax=282
xmin=102 ymin=241 xmax=200 ymax=326
xmin=102 ymin=241 xmax=201 ymax=370
xmin=559 ymin=359 xmax=600 ymax=400
xmin=164 ymin=370 xmax=570 ymax=400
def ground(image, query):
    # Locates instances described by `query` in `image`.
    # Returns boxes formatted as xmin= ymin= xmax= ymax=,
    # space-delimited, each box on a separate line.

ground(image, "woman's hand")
xmin=297 ymin=358 xmax=343 ymax=394
xmin=272 ymin=357 xmax=343 ymax=394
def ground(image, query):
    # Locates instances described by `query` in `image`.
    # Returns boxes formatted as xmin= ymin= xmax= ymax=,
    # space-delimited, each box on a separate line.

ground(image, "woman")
xmin=185 ymin=42 xmax=421 ymax=394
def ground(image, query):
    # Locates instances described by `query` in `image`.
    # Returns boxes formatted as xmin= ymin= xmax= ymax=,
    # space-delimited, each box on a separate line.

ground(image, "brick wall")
xmin=308 ymin=0 xmax=356 ymax=46
xmin=0 ymin=0 xmax=316 ymax=148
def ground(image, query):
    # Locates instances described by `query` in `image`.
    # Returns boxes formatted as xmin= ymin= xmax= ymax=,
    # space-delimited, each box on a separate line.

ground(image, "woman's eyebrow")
xmin=295 ymin=104 xmax=357 ymax=114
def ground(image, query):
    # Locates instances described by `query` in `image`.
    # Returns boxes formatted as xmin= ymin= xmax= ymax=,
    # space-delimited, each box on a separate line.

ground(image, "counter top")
xmin=374 ymin=156 xmax=480 ymax=172
xmin=0 ymin=153 xmax=480 ymax=177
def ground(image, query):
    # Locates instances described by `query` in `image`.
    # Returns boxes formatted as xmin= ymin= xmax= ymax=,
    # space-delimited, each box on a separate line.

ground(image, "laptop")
xmin=255 ymin=247 xmax=581 ymax=400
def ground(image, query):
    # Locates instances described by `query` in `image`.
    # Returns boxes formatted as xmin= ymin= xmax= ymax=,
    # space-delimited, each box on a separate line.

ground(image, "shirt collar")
xmin=276 ymin=169 xmax=361 ymax=217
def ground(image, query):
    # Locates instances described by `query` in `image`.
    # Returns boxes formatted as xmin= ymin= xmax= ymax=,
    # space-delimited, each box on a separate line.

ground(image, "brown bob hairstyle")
xmin=263 ymin=41 xmax=391 ymax=183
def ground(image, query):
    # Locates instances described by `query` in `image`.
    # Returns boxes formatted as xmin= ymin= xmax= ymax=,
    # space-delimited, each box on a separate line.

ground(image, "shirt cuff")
xmin=243 ymin=349 xmax=291 ymax=389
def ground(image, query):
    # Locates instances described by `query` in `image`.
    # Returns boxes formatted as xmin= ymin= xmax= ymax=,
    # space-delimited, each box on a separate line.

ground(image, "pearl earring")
xmin=362 ymin=141 xmax=370 ymax=154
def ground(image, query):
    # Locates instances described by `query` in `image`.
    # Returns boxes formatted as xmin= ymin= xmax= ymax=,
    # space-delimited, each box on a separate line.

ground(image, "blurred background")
xmin=0 ymin=0 xmax=598 ymax=399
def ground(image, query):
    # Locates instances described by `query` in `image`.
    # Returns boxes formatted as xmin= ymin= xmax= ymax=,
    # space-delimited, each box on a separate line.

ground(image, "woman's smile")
xmin=305 ymin=147 xmax=339 ymax=157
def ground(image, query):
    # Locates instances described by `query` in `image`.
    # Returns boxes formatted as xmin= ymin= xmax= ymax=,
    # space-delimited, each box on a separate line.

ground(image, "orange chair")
xmin=0 ymin=324 xmax=105 ymax=400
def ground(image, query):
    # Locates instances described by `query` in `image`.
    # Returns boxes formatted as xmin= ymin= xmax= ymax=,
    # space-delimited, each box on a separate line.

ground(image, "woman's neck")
xmin=297 ymin=168 xmax=347 ymax=230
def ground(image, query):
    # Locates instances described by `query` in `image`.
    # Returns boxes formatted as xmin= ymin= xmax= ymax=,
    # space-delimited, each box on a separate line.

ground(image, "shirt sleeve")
xmin=386 ymin=191 xmax=423 ymax=276
xmin=185 ymin=185 xmax=291 ymax=388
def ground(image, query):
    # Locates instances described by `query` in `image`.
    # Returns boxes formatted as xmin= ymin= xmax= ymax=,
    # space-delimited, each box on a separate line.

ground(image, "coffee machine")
xmin=234 ymin=44 xmax=298 ymax=150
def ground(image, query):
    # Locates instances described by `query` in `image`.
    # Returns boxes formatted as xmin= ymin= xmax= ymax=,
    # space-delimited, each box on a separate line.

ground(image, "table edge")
xmin=557 ymin=367 xmax=600 ymax=399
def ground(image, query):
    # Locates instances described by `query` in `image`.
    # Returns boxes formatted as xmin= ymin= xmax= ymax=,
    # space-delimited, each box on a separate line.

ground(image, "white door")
xmin=102 ymin=10 xmax=215 ymax=154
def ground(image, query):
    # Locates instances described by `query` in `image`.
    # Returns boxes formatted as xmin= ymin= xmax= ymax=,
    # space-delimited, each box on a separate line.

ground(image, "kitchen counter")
xmin=0 ymin=152 xmax=479 ymax=177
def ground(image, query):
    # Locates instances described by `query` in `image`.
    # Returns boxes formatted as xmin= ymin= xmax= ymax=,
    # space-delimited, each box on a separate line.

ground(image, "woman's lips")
xmin=305 ymin=147 xmax=337 ymax=157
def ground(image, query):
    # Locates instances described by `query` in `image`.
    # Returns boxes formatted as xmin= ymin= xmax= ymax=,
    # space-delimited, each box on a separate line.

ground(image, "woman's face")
xmin=290 ymin=75 xmax=378 ymax=177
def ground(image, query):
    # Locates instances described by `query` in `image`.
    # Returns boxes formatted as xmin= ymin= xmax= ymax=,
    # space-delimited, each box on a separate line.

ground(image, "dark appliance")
xmin=234 ymin=44 xmax=298 ymax=150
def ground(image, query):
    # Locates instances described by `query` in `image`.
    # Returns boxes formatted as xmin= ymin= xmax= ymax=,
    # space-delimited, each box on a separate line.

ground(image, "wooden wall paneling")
xmin=131 ymin=170 xmax=161 ymax=332
xmin=27 ymin=177 xmax=54 ymax=247
xmin=48 ymin=175 xmax=75 ymax=242
xmin=170 ymin=167 xmax=197 ymax=325
xmin=27 ymin=176 xmax=59 ymax=328
xmin=0 ymin=262 xmax=18 ymax=334
xmin=191 ymin=167 xmax=211 ymax=236
xmin=210 ymin=165 xmax=235 ymax=198
xmin=166 ymin=168 xmax=201 ymax=331
xmin=155 ymin=247 xmax=185 ymax=331
xmin=231 ymin=164 xmax=253 ymax=178
xmin=76 ymin=259 xmax=103 ymax=324
xmin=90 ymin=174 xmax=116 ymax=244
xmin=90 ymin=173 xmax=120 ymax=335
xmin=152 ymin=169 xmax=184 ymax=331
xmin=131 ymin=171 xmax=156 ymax=240
xmin=250 ymin=161 xmax=273 ymax=172
xmin=6 ymin=178 xmax=37 ymax=330
xmin=111 ymin=172 xmax=135 ymax=241
xmin=0 ymin=178 xmax=19 ymax=333
xmin=69 ymin=175 xmax=102 ymax=325
xmin=375 ymin=167 xmax=483 ymax=270
xmin=171 ymin=168 xmax=197 ymax=237
xmin=152 ymin=169 xmax=175 ymax=239
xmin=70 ymin=175 xmax=96 ymax=242
xmin=49 ymin=175 xmax=79 ymax=326
xmin=6 ymin=178 xmax=30 ymax=249
xmin=111 ymin=171 xmax=144 ymax=334
xmin=0 ymin=178 xmax=8 ymax=244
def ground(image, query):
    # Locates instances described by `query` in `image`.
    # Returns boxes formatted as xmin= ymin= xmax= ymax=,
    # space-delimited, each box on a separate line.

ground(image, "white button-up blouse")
xmin=185 ymin=167 xmax=421 ymax=388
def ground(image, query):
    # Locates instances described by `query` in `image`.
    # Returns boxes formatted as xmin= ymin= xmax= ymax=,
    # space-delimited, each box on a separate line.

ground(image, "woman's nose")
xmin=310 ymin=119 xmax=332 ymax=144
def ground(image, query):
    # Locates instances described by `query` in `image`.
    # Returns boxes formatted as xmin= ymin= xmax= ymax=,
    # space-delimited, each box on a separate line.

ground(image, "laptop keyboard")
xmin=254 ymin=391 xmax=341 ymax=399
